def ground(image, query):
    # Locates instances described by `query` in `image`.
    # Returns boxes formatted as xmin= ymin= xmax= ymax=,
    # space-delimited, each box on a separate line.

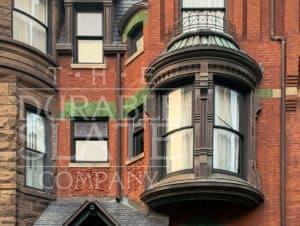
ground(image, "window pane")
xmin=74 ymin=122 xmax=107 ymax=138
xmin=163 ymin=86 xmax=192 ymax=132
xmin=26 ymin=111 xmax=47 ymax=153
xmin=15 ymin=0 xmax=48 ymax=24
xmin=77 ymin=13 xmax=103 ymax=36
xmin=182 ymin=0 xmax=224 ymax=8
xmin=213 ymin=129 xmax=239 ymax=173
xmin=133 ymin=131 xmax=144 ymax=156
xmin=75 ymin=140 xmax=108 ymax=162
xmin=166 ymin=128 xmax=193 ymax=174
xmin=13 ymin=11 xmax=47 ymax=52
xmin=136 ymin=35 xmax=144 ymax=51
xmin=182 ymin=10 xmax=224 ymax=33
xmin=26 ymin=150 xmax=44 ymax=189
xmin=78 ymin=40 xmax=103 ymax=63
xmin=133 ymin=110 xmax=143 ymax=129
xmin=215 ymin=86 xmax=240 ymax=131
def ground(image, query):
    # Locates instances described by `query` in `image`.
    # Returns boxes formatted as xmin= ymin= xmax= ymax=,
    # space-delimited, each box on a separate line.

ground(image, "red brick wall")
xmin=55 ymin=0 xmax=300 ymax=225
xmin=56 ymin=56 xmax=118 ymax=197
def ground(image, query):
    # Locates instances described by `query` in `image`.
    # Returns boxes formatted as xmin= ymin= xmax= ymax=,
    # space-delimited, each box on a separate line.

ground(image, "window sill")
xmin=70 ymin=63 xmax=107 ymax=69
xmin=125 ymin=152 xmax=144 ymax=166
xmin=68 ymin=162 xmax=110 ymax=168
xmin=18 ymin=186 xmax=55 ymax=200
xmin=125 ymin=49 xmax=144 ymax=66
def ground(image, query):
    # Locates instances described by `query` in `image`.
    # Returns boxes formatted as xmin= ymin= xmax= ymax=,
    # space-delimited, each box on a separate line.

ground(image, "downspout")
xmin=116 ymin=52 xmax=122 ymax=201
xmin=270 ymin=0 xmax=286 ymax=225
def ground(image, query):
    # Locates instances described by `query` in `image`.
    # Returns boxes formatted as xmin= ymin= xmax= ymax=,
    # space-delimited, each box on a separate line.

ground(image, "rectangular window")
xmin=72 ymin=119 xmax=108 ymax=162
xmin=162 ymin=86 xmax=193 ymax=174
xmin=13 ymin=0 xmax=48 ymax=53
xmin=181 ymin=0 xmax=225 ymax=33
xmin=26 ymin=109 xmax=48 ymax=189
xmin=213 ymin=85 xmax=243 ymax=174
xmin=128 ymin=107 xmax=144 ymax=158
xmin=75 ymin=9 xmax=103 ymax=63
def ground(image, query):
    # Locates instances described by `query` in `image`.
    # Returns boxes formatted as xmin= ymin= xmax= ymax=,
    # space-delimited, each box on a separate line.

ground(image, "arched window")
xmin=13 ymin=0 xmax=48 ymax=53
xmin=127 ymin=22 xmax=143 ymax=57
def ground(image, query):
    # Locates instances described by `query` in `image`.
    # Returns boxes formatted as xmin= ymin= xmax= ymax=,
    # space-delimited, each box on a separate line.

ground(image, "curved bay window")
xmin=213 ymin=85 xmax=243 ymax=174
xmin=13 ymin=0 xmax=48 ymax=53
xmin=141 ymin=18 xmax=264 ymax=207
xmin=162 ymin=86 xmax=193 ymax=174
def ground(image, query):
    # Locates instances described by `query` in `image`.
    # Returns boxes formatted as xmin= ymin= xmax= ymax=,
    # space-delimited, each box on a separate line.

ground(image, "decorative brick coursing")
xmin=0 ymin=81 xmax=17 ymax=226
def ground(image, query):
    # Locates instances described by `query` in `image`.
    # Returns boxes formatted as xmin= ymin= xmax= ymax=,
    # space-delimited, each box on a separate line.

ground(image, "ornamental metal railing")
xmin=167 ymin=13 xmax=237 ymax=42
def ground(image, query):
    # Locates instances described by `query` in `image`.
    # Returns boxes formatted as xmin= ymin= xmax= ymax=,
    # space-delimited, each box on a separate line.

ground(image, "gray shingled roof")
xmin=34 ymin=198 xmax=168 ymax=226
xmin=113 ymin=0 xmax=141 ymax=43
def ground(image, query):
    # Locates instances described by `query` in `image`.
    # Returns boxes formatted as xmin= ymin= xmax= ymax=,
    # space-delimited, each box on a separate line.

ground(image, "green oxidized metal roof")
xmin=167 ymin=33 xmax=239 ymax=52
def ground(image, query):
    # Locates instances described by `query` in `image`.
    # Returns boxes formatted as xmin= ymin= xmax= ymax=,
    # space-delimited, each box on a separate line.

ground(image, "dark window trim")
xmin=12 ymin=0 xmax=50 ymax=54
xmin=24 ymin=104 xmax=50 ymax=191
xmin=71 ymin=117 xmax=109 ymax=163
xmin=212 ymin=84 xmax=245 ymax=177
xmin=128 ymin=106 xmax=144 ymax=158
xmin=73 ymin=4 xmax=104 ymax=64
xmin=160 ymin=85 xmax=194 ymax=177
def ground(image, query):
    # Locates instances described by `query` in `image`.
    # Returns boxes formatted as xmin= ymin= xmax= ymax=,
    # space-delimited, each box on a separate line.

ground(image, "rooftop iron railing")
xmin=167 ymin=13 xmax=237 ymax=42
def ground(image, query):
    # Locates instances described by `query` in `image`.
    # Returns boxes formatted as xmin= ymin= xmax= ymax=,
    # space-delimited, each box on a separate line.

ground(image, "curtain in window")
xmin=182 ymin=0 xmax=224 ymax=8
xmin=163 ymin=87 xmax=193 ymax=174
xmin=74 ymin=121 xmax=108 ymax=162
xmin=76 ymin=12 xmax=103 ymax=63
xmin=213 ymin=129 xmax=239 ymax=172
xmin=166 ymin=128 xmax=193 ymax=174
xmin=213 ymin=86 xmax=241 ymax=173
xmin=15 ymin=0 xmax=48 ymax=24
xmin=26 ymin=112 xmax=46 ymax=153
xmin=164 ymin=87 xmax=192 ymax=132
xmin=77 ymin=13 xmax=103 ymax=36
xmin=26 ymin=151 xmax=44 ymax=189
xmin=75 ymin=140 xmax=108 ymax=162
xmin=13 ymin=0 xmax=48 ymax=52
xmin=26 ymin=111 xmax=47 ymax=189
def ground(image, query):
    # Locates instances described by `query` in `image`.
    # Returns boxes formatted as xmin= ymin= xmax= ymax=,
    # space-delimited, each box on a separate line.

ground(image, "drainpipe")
xmin=116 ymin=52 xmax=122 ymax=202
xmin=270 ymin=0 xmax=286 ymax=225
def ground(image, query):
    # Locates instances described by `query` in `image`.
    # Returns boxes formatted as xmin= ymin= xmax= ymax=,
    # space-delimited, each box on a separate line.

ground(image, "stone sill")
xmin=125 ymin=49 xmax=144 ymax=66
xmin=70 ymin=63 xmax=107 ymax=69
xmin=125 ymin=152 xmax=144 ymax=166
xmin=68 ymin=162 xmax=111 ymax=168
xmin=18 ymin=187 xmax=55 ymax=200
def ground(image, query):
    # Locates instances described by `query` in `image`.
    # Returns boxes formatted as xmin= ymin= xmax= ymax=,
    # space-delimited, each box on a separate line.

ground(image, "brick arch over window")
xmin=117 ymin=1 xmax=148 ymax=43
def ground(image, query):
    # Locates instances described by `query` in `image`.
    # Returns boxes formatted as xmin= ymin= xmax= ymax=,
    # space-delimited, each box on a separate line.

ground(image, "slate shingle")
xmin=34 ymin=198 xmax=168 ymax=226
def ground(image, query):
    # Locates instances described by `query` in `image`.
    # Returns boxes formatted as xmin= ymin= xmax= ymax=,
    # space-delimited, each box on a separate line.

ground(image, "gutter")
xmin=270 ymin=0 xmax=286 ymax=225
xmin=116 ymin=52 xmax=122 ymax=201
xmin=105 ymin=45 xmax=126 ymax=202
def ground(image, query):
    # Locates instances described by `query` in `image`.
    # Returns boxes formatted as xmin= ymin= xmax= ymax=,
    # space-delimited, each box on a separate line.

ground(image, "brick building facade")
xmin=0 ymin=0 xmax=299 ymax=225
